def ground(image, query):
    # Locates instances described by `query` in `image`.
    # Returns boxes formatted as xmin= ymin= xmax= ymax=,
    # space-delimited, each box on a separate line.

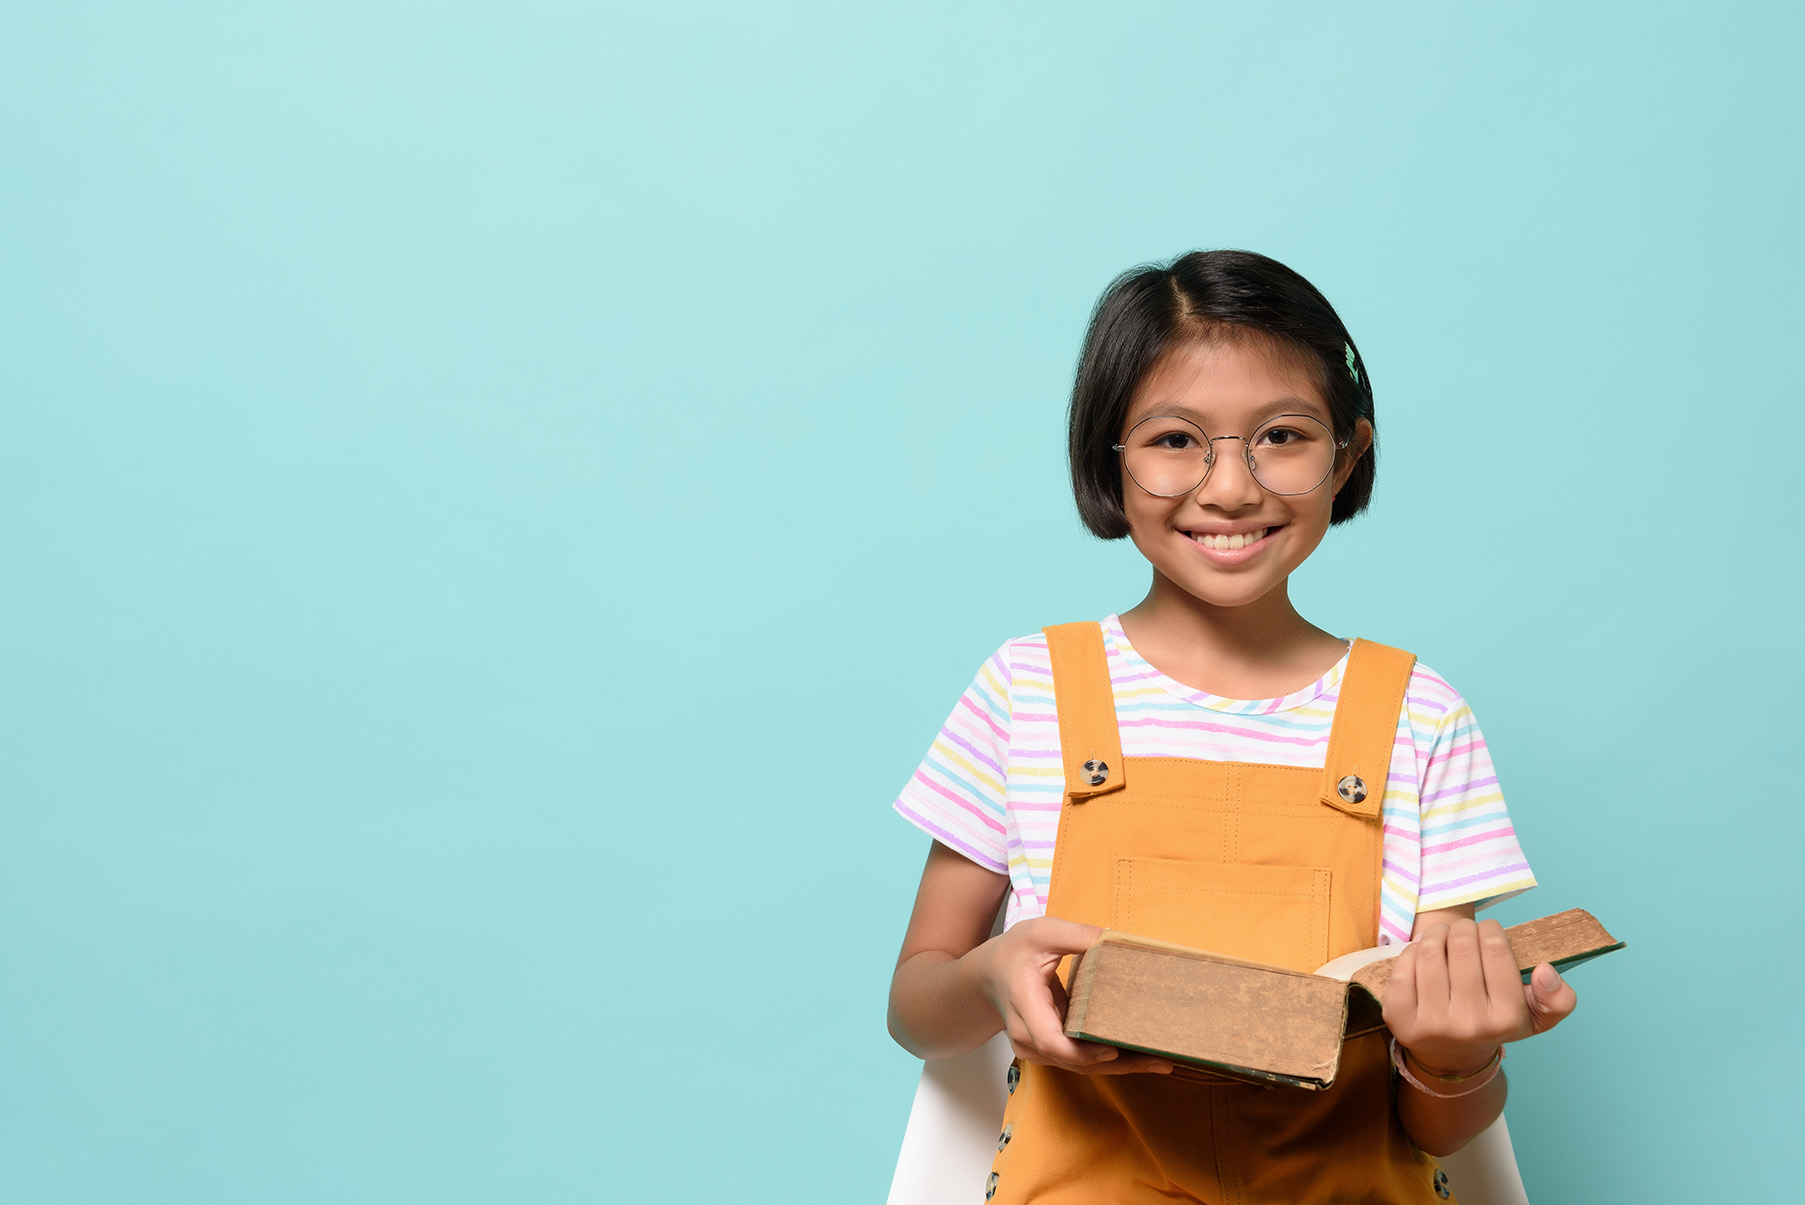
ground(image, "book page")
xmin=1314 ymin=943 xmax=1399 ymax=982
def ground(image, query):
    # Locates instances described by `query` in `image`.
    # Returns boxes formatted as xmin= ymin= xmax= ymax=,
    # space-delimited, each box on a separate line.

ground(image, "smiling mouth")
xmin=1188 ymin=527 xmax=1272 ymax=551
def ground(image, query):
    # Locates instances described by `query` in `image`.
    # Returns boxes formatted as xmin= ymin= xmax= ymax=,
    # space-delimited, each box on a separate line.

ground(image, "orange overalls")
xmin=986 ymin=623 xmax=1452 ymax=1205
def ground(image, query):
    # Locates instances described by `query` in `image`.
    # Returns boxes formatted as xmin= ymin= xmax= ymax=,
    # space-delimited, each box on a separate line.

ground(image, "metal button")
xmin=1336 ymin=774 xmax=1367 ymax=804
xmin=1434 ymin=1168 xmax=1450 ymax=1199
xmin=1081 ymin=759 xmax=1109 ymax=786
xmin=1006 ymin=1062 xmax=1020 ymax=1094
xmin=997 ymin=1124 xmax=1013 ymax=1151
xmin=986 ymin=1171 xmax=1000 ymax=1199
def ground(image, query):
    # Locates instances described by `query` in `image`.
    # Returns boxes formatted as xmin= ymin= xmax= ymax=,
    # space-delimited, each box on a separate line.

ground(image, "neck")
xmin=1118 ymin=571 xmax=1343 ymax=698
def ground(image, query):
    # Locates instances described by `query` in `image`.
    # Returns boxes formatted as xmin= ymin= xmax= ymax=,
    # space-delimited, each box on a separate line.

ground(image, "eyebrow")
xmin=1130 ymin=396 xmax=1330 ymax=428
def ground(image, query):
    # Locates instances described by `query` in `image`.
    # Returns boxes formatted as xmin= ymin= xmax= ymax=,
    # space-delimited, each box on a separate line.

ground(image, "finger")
xmin=1049 ymin=973 xmax=1071 ymax=1017
xmin=1001 ymin=1011 xmax=1046 ymax=1064
xmin=1382 ymin=942 xmax=1419 ymax=1030
xmin=1016 ymin=977 xmax=1117 ymax=1067
xmin=1521 ymin=963 xmax=1578 ymax=1036
xmin=1445 ymin=920 xmax=1484 ymax=1004
xmin=1016 ymin=987 xmax=1171 ymax=1074
xmin=1030 ymin=916 xmax=1107 ymax=956
xmin=1477 ymin=919 xmax=1523 ymax=1017
xmin=1414 ymin=924 xmax=1451 ymax=1016
xmin=1001 ymin=1003 xmax=1088 ymax=1067
xmin=1045 ymin=975 xmax=1081 ymax=1049
xmin=1072 ymin=1049 xmax=1176 ymax=1076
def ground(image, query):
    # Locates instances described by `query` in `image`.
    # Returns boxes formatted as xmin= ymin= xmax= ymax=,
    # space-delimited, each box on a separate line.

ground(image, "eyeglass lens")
xmin=1119 ymin=414 xmax=1339 ymax=497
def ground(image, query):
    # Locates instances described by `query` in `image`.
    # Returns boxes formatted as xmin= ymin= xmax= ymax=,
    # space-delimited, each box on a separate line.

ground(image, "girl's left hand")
xmin=1382 ymin=917 xmax=1579 ymax=1077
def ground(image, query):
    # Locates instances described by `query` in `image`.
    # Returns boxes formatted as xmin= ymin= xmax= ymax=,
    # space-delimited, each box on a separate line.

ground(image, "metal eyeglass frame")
xmin=1111 ymin=412 xmax=1350 ymax=498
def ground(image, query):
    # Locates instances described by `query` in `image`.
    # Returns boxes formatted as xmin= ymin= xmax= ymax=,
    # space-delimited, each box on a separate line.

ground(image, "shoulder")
xmin=1350 ymin=641 xmax=1469 ymax=729
xmin=943 ymin=631 xmax=1057 ymax=734
xmin=969 ymin=630 xmax=1052 ymax=692
xmin=1391 ymin=658 xmax=1503 ymax=788
xmin=983 ymin=623 xmax=1102 ymax=684
xmin=1402 ymin=660 xmax=1468 ymax=729
xmin=1351 ymin=644 xmax=1484 ymax=751
xmin=962 ymin=620 xmax=1124 ymax=712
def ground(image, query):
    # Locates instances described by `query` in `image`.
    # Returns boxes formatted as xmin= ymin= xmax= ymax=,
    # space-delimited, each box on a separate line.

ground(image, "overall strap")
xmin=1043 ymin=623 xmax=1128 ymax=803
xmin=1318 ymin=639 xmax=1418 ymax=820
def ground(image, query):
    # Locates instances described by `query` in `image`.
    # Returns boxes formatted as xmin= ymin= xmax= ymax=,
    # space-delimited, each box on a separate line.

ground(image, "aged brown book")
xmin=1062 ymin=908 xmax=1623 ymax=1090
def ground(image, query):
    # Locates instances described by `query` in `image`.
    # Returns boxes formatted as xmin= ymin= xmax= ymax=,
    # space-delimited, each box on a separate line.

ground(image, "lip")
xmin=1182 ymin=524 xmax=1280 ymax=565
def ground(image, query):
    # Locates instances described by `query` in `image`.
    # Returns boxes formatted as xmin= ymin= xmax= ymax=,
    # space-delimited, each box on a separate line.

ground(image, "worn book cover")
xmin=1062 ymin=908 xmax=1623 ymax=1090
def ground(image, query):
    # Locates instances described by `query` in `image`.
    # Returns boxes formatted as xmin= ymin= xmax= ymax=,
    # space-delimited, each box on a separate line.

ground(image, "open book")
xmin=1062 ymin=908 xmax=1622 ymax=1091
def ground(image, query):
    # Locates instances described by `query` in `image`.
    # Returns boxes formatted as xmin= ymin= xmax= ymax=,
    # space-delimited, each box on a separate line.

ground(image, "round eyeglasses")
xmin=1112 ymin=413 xmax=1348 ymax=498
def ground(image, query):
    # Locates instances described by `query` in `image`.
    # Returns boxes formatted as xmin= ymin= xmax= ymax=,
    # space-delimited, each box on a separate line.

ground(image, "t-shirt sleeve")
xmin=892 ymin=644 xmax=1013 ymax=874
xmin=1415 ymin=695 xmax=1537 ymax=914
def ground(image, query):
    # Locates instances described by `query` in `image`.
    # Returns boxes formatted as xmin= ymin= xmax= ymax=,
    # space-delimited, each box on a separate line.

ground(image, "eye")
xmin=1254 ymin=415 xmax=1331 ymax=450
xmin=1127 ymin=415 xmax=1210 ymax=455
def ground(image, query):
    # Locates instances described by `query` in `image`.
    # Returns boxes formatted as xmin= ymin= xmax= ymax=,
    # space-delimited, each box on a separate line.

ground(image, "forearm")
xmin=886 ymin=946 xmax=1003 ymax=1060
xmin=1396 ymin=1065 xmax=1506 ymax=1157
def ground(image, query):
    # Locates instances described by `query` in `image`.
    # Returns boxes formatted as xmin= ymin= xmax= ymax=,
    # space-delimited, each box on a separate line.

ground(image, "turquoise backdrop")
xmin=4 ymin=3 xmax=1801 ymax=1201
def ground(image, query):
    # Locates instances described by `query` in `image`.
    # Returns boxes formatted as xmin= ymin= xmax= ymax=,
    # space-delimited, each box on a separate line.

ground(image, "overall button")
xmin=1081 ymin=759 xmax=1109 ymax=786
xmin=1336 ymin=774 xmax=1367 ymax=804
xmin=986 ymin=1171 xmax=1000 ymax=1199
xmin=1006 ymin=1062 xmax=1020 ymax=1094
xmin=997 ymin=1124 xmax=1013 ymax=1151
xmin=1433 ymin=1168 xmax=1451 ymax=1199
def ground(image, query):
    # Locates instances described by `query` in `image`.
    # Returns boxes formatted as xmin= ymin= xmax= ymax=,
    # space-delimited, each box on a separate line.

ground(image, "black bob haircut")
xmin=1069 ymin=249 xmax=1377 ymax=540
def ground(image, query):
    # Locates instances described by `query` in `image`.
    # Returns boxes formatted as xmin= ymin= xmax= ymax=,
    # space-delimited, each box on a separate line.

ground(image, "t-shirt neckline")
xmin=1099 ymin=614 xmax=1349 ymax=716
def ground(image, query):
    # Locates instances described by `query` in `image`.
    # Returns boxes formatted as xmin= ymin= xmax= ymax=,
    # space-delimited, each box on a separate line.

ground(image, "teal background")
xmin=4 ymin=2 xmax=1800 ymax=1200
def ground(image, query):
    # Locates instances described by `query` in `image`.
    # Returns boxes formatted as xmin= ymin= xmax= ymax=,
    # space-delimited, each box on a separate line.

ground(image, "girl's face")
xmin=1118 ymin=338 xmax=1370 ymax=614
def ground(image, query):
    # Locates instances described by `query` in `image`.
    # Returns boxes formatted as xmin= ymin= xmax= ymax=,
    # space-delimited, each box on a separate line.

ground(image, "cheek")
xmin=1121 ymin=492 xmax=1176 ymax=540
xmin=1288 ymin=500 xmax=1337 ymax=553
xmin=1293 ymin=500 xmax=1333 ymax=538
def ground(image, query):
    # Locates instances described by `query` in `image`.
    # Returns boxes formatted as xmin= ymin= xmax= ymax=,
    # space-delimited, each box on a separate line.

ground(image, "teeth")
xmin=1193 ymin=528 xmax=1268 ymax=550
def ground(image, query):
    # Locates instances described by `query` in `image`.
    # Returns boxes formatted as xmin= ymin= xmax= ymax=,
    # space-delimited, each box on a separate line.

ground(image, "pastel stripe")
xmin=909 ymin=768 xmax=1005 ymax=832
xmin=893 ymin=615 xmax=1536 ymax=941
xmin=893 ymin=801 xmax=1006 ymax=873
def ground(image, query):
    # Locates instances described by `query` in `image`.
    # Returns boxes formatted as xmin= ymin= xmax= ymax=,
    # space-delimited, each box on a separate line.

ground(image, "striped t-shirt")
xmin=894 ymin=616 xmax=1535 ymax=946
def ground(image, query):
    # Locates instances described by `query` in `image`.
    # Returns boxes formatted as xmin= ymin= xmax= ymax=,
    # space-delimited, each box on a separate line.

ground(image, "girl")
xmin=886 ymin=250 xmax=1578 ymax=1204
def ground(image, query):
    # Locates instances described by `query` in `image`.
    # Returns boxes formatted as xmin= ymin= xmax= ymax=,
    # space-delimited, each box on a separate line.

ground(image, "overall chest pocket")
xmin=1112 ymin=858 xmax=1332 ymax=973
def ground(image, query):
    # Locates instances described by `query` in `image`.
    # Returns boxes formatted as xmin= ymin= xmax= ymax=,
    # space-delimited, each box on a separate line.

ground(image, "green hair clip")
xmin=1344 ymin=342 xmax=1362 ymax=388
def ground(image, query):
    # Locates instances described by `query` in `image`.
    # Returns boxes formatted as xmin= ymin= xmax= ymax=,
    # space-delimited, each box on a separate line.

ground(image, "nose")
xmin=1195 ymin=435 xmax=1264 ymax=508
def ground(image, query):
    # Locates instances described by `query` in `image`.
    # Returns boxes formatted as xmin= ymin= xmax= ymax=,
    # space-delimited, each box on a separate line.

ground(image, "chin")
xmin=1167 ymin=576 xmax=1286 ymax=612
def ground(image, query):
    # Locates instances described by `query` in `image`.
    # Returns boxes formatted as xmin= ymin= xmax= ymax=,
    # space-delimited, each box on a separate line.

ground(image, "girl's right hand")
xmin=968 ymin=916 xmax=1175 ymax=1076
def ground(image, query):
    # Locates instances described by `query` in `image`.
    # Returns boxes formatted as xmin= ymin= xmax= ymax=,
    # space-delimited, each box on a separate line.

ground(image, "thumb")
xmin=1030 ymin=917 xmax=1106 ymax=956
xmin=1521 ymin=963 xmax=1578 ymax=1035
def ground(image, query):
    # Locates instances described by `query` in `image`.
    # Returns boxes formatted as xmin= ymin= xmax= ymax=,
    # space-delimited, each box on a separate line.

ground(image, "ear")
xmin=1331 ymin=419 xmax=1374 ymax=493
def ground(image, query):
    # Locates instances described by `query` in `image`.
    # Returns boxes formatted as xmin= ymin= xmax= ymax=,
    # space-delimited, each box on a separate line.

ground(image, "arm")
xmin=1386 ymin=904 xmax=1578 ymax=1156
xmin=886 ymin=841 xmax=1012 ymax=1059
xmin=887 ymin=841 xmax=1172 ymax=1074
